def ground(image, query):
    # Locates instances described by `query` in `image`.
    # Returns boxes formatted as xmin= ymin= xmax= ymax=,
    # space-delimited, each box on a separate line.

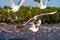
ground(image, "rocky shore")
xmin=0 ymin=23 xmax=60 ymax=40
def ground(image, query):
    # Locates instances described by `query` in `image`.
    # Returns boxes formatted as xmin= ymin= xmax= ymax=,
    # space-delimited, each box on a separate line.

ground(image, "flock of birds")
xmin=8 ymin=0 xmax=49 ymax=19
xmin=4 ymin=0 xmax=57 ymax=32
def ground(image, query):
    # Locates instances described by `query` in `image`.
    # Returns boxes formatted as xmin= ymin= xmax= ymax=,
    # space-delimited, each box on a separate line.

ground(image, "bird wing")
xmin=18 ymin=0 xmax=21 ymax=5
xmin=19 ymin=0 xmax=25 ymax=8
xmin=23 ymin=11 xmax=57 ymax=25
xmin=23 ymin=18 xmax=34 ymax=25
xmin=40 ymin=11 xmax=57 ymax=16
xmin=44 ymin=0 xmax=48 ymax=6
xmin=34 ymin=0 xmax=40 ymax=2
xmin=39 ymin=0 xmax=44 ymax=6
xmin=32 ymin=11 xmax=57 ymax=20
xmin=8 ymin=0 xmax=15 ymax=7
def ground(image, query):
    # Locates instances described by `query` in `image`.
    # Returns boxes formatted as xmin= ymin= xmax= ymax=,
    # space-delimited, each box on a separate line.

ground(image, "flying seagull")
xmin=34 ymin=0 xmax=50 ymax=9
xmin=23 ymin=11 xmax=57 ymax=32
xmin=29 ymin=20 xmax=41 ymax=32
xmin=8 ymin=0 xmax=25 ymax=19
xmin=23 ymin=11 xmax=57 ymax=25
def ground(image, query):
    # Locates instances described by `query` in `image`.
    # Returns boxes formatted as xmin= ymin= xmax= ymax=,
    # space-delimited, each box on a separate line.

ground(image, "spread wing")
xmin=8 ymin=0 xmax=15 ymax=7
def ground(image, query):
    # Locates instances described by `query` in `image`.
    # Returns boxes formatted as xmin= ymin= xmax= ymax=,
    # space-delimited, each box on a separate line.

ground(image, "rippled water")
xmin=0 ymin=23 xmax=60 ymax=40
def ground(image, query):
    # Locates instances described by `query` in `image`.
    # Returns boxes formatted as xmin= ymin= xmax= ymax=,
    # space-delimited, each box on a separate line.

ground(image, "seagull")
xmin=38 ymin=0 xmax=49 ymax=9
xmin=29 ymin=20 xmax=41 ymax=32
xmin=8 ymin=0 xmax=25 ymax=12
xmin=34 ymin=0 xmax=50 ymax=14
xmin=23 ymin=11 xmax=57 ymax=32
xmin=23 ymin=11 xmax=57 ymax=25
xmin=8 ymin=0 xmax=25 ymax=19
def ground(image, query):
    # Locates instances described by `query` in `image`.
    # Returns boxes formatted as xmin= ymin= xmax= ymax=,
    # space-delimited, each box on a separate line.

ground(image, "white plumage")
xmin=8 ymin=0 xmax=25 ymax=12
xmin=23 ymin=11 xmax=57 ymax=32
xmin=8 ymin=0 xmax=25 ymax=19
xmin=39 ymin=0 xmax=49 ymax=9
xmin=29 ymin=20 xmax=41 ymax=32
xmin=23 ymin=11 xmax=57 ymax=25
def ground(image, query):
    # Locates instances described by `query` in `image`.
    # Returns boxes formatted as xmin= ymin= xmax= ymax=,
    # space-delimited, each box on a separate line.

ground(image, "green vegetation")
xmin=0 ymin=6 xmax=60 ymax=24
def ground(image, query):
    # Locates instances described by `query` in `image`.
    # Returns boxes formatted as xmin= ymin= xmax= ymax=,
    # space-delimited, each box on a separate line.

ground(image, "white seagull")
xmin=23 ymin=11 xmax=57 ymax=25
xmin=8 ymin=0 xmax=25 ymax=19
xmin=39 ymin=0 xmax=49 ymax=9
xmin=29 ymin=20 xmax=41 ymax=32
xmin=8 ymin=0 xmax=25 ymax=12
xmin=23 ymin=11 xmax=57 ymax=32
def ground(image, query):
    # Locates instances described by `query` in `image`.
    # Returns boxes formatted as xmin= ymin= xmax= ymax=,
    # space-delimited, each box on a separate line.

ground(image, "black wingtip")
xmin=48 ymin=0 xmax=50 ymax=1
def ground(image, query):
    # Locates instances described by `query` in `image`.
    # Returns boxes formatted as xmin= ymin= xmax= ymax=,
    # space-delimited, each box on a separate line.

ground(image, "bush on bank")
xmin=0 ymin=6 xmax=60 ymax=24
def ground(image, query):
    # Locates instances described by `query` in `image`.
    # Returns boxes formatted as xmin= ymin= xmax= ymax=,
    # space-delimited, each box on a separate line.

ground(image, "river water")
xmin=0 ymin=23 xmax=60 ymax=40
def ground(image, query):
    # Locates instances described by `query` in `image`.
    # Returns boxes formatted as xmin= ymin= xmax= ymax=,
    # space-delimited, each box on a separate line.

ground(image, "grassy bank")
xmin=0 ymin=6 xmax=60 ymax=24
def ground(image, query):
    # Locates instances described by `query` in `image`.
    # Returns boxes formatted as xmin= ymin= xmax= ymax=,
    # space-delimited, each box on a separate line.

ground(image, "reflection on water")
xmin=0 ymin=23 xmax=60 ymax=40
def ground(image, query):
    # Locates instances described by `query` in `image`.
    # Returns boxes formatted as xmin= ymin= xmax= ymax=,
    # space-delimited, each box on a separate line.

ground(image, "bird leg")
xmin=13 ymin=12 xmax=16 ymax=17
xmin=40 ymin=9 xmax=44 ymax=14
xmin=13 ymin=12 xmax=17 ymax=19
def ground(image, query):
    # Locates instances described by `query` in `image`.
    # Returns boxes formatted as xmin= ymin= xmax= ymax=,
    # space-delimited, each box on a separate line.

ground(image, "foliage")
xmin=0 ymin=6 xmax=60 ymax=24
